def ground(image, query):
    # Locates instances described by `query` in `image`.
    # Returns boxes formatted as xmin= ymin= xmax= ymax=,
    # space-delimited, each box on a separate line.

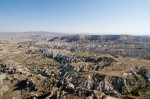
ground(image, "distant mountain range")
xmin=0 ymin=31 xmax=64 ymax=40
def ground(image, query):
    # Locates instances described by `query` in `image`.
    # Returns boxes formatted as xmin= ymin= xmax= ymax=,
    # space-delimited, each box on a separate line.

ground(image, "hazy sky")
xmin=0 ymin=0 xmax=150 ymax=35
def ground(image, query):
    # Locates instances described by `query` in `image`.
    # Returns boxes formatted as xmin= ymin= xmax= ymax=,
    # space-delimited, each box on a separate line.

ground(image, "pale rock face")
xmin=80 ymin=79 xmax=93 ymax=90
xmin=66 ymin=82 xmax=74 ymax=89
xmin=56 ymin=62 xmax=148 ymax=97
xmin=138 ymin=68 xmax=150 ymax=82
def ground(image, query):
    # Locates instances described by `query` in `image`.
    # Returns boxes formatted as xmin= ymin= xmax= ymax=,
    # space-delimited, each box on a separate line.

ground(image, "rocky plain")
xmin=0 ymin=32 xmax=150 ymax=99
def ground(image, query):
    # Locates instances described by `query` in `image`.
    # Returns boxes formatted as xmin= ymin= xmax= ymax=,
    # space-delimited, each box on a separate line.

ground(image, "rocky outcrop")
xmin=0 ymin=63 xmax=30 ymax=75
xmin=0 ymin=63 xmax=6 ymax=68
xmin=41 ymin=49 xmax=116 ymax=66
xmin=26 ymin=78 xmax=37 ymax=91
xmin=137 ymin=67 xmax=150 ymax=82
xmin=58 ymin=67 xmax=147 ymax=97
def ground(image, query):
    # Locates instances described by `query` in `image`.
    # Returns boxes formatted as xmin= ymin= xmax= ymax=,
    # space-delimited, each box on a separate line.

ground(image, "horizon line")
xmin=0 ymin=31 xmax=150 ymax=36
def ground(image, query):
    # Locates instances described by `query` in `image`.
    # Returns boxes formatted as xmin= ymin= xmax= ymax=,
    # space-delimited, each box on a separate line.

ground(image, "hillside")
xmin=0 ymin=33 xmax=150 ymax=99
xmin=49 ymin=35 xmax=150 ymax=42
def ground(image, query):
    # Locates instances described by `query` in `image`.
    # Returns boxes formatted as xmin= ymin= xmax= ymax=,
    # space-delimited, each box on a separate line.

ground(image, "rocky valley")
xmin=0 ymin=33 xmax=150 ymax=99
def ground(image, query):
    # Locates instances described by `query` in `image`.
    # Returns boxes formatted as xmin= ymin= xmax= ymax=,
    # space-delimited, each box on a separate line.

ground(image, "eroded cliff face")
xmin=37 ymin=49 xmax=150 ymax=98
xmin=138 ymin=67 xmax=150 ymax=82
xmin=59 ymin=65 xmax=147 ymax=97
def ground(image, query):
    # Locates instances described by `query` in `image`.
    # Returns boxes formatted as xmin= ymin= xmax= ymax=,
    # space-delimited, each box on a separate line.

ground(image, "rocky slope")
xmin=0 ymin=35 xmax=150 ymax=99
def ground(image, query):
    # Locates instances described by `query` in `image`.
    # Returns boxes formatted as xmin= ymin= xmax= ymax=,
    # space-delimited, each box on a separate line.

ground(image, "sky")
xmin=0 ymin=0 xmax=150 ymax=35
